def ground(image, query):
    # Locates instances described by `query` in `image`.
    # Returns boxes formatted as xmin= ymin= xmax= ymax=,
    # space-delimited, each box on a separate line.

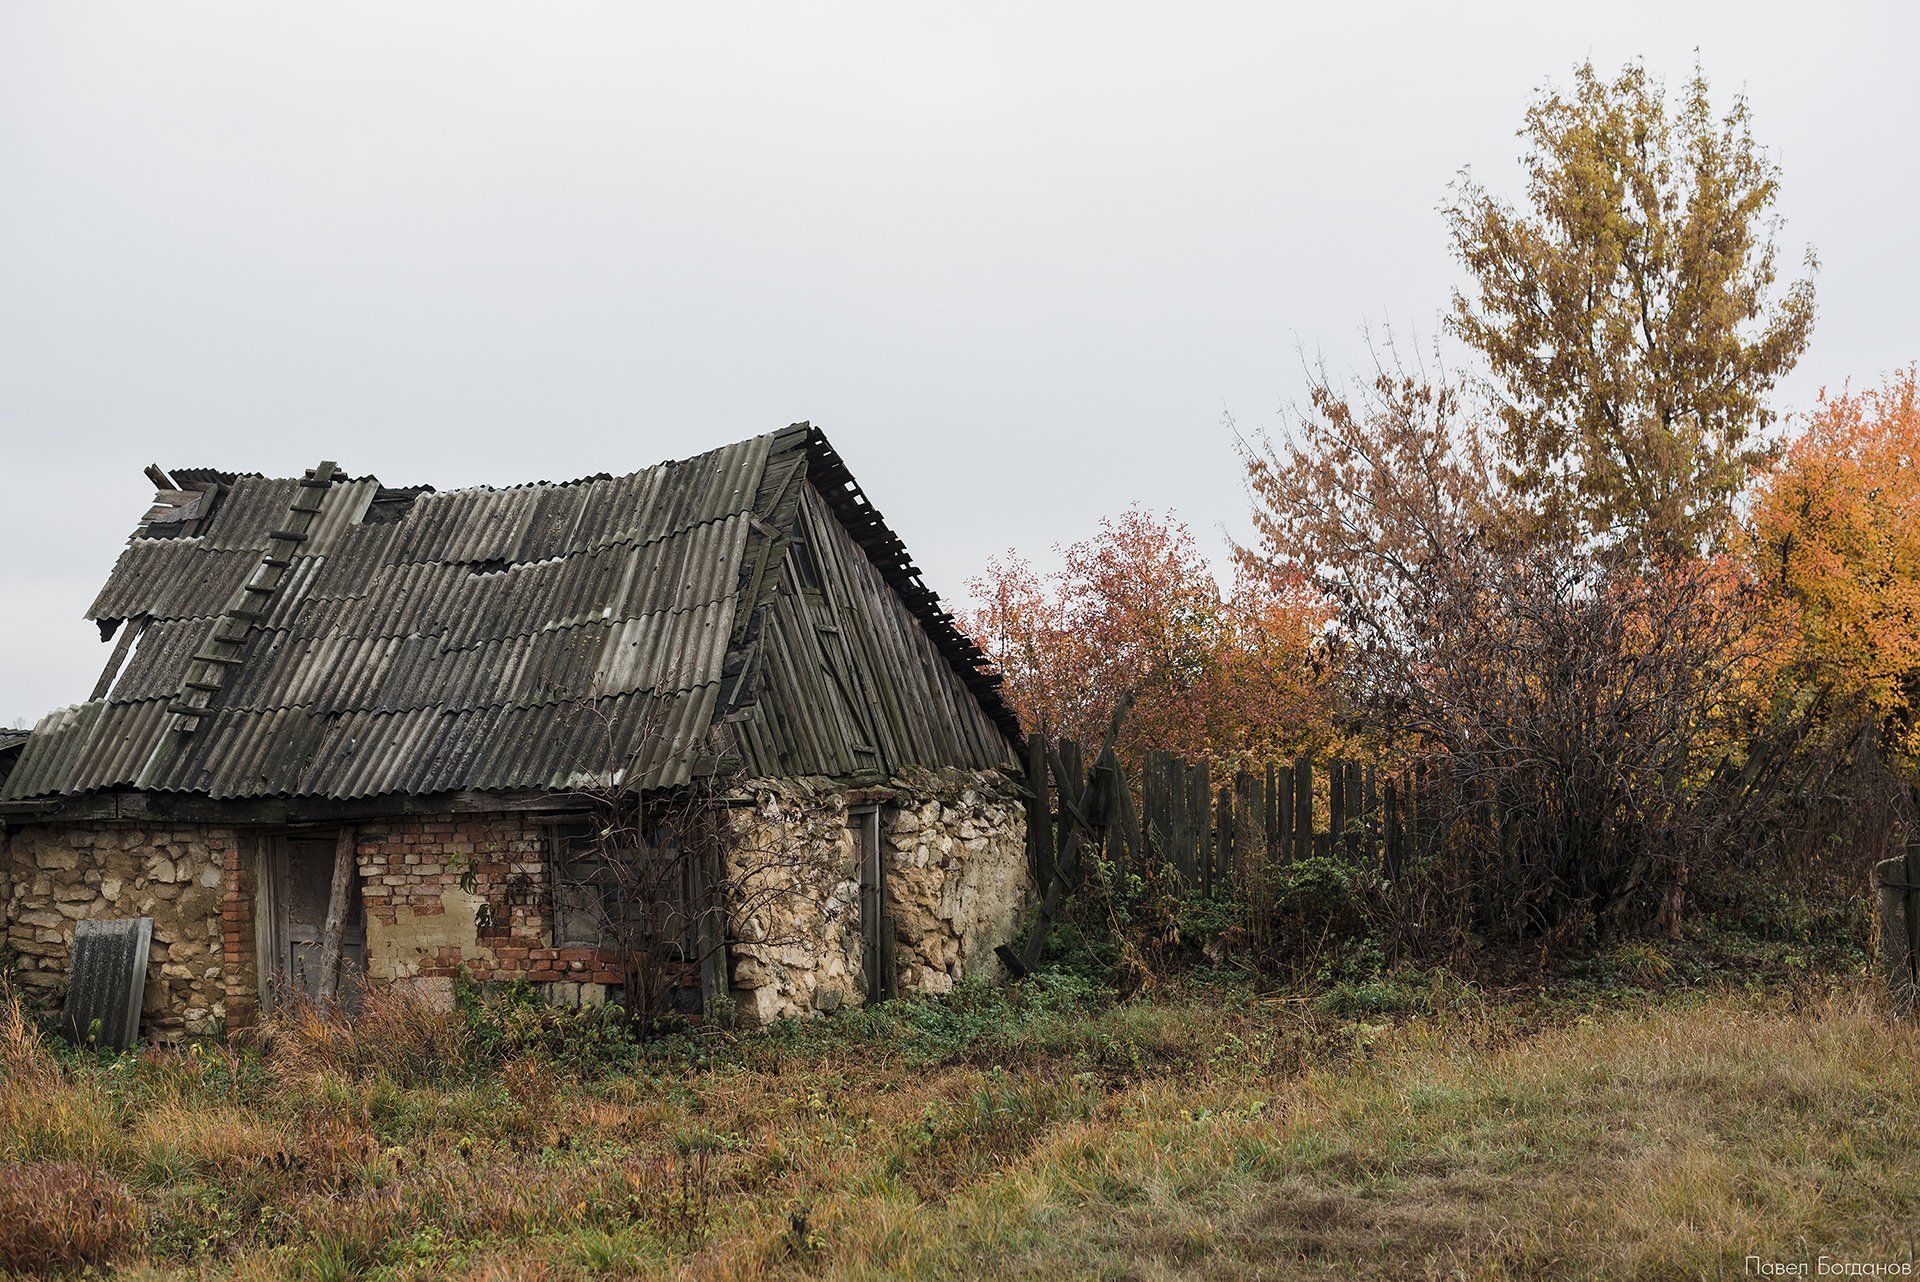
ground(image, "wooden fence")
xmin=1002 ymin=715 xmax=1447 ymax=973
xmin=1023 ymin=736 xmax=1429 ymax=899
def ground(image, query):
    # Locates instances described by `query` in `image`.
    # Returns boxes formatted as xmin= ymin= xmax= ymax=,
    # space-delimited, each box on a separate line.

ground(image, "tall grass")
xmin=0 ymin=968 xmax=1914 ymax=1279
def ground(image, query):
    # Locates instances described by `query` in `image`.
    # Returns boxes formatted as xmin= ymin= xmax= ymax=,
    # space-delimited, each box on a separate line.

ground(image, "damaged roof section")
xmin=3 ymin=426 xmax=1017 ymax=806
xmin=0 ymin=729 xmax=27 ymax=792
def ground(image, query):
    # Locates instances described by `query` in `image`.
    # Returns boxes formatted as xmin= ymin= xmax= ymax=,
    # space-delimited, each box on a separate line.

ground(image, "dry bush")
xmin=0 ymin=1161 xmax=141 ymax=1275
xmin=264 ymin=984 xmax=471 ymax=1085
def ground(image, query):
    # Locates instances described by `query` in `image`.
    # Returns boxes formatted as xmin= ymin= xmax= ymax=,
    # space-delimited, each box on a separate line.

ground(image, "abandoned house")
xmin=0 ymin=424 xmax=1030 ymax=1040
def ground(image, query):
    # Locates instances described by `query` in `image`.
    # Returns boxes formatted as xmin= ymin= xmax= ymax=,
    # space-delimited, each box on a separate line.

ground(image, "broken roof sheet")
xmin=3 ymin=426 xmax=1016 ymax=804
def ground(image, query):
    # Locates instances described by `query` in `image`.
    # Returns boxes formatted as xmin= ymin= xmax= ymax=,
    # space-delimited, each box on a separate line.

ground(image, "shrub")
xmin=0 ymin=1161 xmax=141 ymax=1274
xmin=455 ymin=976 xmax=638 ymax=1071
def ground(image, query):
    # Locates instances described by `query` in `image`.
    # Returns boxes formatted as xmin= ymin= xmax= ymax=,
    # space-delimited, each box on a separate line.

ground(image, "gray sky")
xmin=3 ymin=3 xmax=1914 ymax=725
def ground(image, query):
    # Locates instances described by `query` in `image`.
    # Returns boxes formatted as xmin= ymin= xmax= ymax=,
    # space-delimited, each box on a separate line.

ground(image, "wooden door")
xmin=854 ymin=808 xmax=895 ymax=1003
xmin=268 ymin=832 xmax=366 ymax=1010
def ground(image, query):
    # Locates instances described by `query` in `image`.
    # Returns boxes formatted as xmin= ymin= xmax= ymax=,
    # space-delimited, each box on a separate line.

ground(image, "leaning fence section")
xmin=1020 ymin=736 xmax=1453 ymax=906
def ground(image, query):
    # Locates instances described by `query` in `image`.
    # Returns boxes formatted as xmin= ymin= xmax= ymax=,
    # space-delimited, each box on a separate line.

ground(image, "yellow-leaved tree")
xmin=1748 ymin=367 xmax=1920 ymax=756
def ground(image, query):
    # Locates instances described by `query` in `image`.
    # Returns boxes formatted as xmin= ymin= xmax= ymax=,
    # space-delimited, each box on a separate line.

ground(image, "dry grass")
xmin=2 ymin=975 xmax=1917 ymax=1279
xmin=0 ymin=1160 xmax=142 ymax=1275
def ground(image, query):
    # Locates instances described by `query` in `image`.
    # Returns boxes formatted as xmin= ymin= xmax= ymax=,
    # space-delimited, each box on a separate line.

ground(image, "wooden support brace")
xmin=316 ymin=827 xmax=357 ymax=1005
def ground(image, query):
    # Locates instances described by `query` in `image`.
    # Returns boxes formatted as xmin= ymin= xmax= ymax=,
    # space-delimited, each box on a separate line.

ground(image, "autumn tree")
xmin=1447 ymin=60 xmax=1817 ymax=560
xmin=1748 ymin=367 xmax=1920 ymax=757
xmin=962 ymin=507 xmax=1329 ymax=774
xmin=1240 ymin=359 xmax=1781 ymax=940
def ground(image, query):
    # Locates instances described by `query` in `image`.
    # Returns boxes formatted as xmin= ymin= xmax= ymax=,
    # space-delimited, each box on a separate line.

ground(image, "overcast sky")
xmin=2 ymin=3 xmax=1914 ymax=725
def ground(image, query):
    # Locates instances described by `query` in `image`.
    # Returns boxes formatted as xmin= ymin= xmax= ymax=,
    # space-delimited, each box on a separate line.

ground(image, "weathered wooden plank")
xmin=1191 ymin=761 xmax=1211 ymax=886
xmin=1383 ymin=779 xmax=1402 ymax=881
xmin=1275 ymin=764 xmax=1293 ymax=863
xmin=1026 ymin=734 xmax=1054 ymax=889
xmin=1360 ymin=764 xmax=1377 ymax=867
xmin=1293 ymin=757 xmax=1313 ymax=860
xmin=315 ymin=827 xmax=358 ymax=1004
xmin=1211 ymin=781 xmax=1231 ymax=897
xmin=1264 ymin=763 xmax=1278 ymax=865
xmin=1234 ymin=770 xmax=1263 ymax=896
xmin=1336 ymin=759 xmax=1351 ymax=859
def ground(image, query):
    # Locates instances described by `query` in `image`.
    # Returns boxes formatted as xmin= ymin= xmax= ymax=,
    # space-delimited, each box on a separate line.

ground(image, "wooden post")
xmin=1213 ymin=781 xmax=1232 ymax=898
xmin=1026 ymin=734 xmax=1054 ymax=890
xmin=316 ymin=826 xmax=357 ymax=1005
xmin=1904 ymin=838 xmax=1920 ymax=993
xmin=1056 ymin=738 xmax=1084 ymax=889
xmin=1275 ymin=764 xmax=1293 ymax=862
xmin=1329 ymin=761 xmax=1347 ymax=858
xmin=1164 ymin=755 xmax=1186 ymax=879
xmin=1264 ymin=763 xmax=1278 ymax=866
xmin=1143 ymin=750 xmax=1167 ymax=871
xmin=1362 ymin=765 xmax=1378 ymax=868
xmin=1182 ymin=767 xmax=1198 ymax=886
xmin=1293 ymin=758 xmax=1313 ymax=861
xmin=1877 ymin=852 xmax=1917 ymax=1006
xmin=1234 ymin=770 xmax=1263 ymax=896
xmin=1383 ymin=780 xmax=1402 ymax=881
xmin=1105 ymin=748 xmax=1139 ymax=885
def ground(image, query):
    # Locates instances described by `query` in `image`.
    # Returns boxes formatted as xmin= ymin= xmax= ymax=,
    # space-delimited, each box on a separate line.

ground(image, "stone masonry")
xmin=1 ymin=822 xmax=239 ymax=1040
xmin=725 ymin=767 xmax=1030 ymax=1025
xmin=2 ymin=769 xmax=1030 ymax=1038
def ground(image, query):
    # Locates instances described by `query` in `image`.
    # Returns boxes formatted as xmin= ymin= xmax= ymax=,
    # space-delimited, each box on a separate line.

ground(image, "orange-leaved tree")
xmin=1748 ymin=366 xmax=1920 ymax=757
xmin=961 ymin=507 xmax=1331 ymax=774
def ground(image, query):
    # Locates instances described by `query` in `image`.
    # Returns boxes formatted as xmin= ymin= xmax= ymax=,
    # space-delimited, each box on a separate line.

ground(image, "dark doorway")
xmin=265 ymin=831 xmax=366 ymax=1010
xmin=854 ymin=807 xmax=895 ymax=1003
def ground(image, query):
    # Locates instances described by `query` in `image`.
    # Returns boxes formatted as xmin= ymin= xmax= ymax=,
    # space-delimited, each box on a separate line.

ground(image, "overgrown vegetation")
xmin=965 ymin=58 xmax=1908 ymax=985
xmin=4 ymin=939 xmax=1914 ymax=1280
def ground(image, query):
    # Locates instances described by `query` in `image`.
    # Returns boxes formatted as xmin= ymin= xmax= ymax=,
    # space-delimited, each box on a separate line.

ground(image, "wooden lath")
xmin=166 ymin=460 xmax=340 ymax=735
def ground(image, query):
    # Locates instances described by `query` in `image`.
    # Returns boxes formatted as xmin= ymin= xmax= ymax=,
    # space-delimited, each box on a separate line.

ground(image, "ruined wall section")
xmin=2 ymin=771 xmax=1029 ymax=1037
xmin=0 ymin=814 xmax=610 ymax=1036
xmin=721 ymin=780 xmax=864 ymax=1026
xmin=351 ymin=814 xmax=614 ymax=1010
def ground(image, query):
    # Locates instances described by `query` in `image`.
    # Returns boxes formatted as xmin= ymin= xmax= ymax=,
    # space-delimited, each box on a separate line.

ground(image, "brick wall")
xmin=351 ymin=813 xmax=623 ymax=1008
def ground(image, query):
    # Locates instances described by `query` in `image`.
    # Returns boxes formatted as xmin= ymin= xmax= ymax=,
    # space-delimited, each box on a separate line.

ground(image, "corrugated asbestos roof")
xmin=3 ymin=427 xmax=1017 ymax=806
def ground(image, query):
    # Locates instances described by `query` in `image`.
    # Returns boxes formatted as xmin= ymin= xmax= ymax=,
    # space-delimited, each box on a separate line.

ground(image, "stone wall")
xmin=722 ymin=780 xmax=866 ymax=1026
xmin=1 ymin=822 xmax=240 ymax=1040
xmin=882 ymin=768 xmax=1030 ymax=997
xmin=0 ymin=814 xmax=605 ymax=1035
xmin=723 ymin=768 xmax=1030 ymax=1025
xmin=2 ymin=773 xmax=1030 ymax=1037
